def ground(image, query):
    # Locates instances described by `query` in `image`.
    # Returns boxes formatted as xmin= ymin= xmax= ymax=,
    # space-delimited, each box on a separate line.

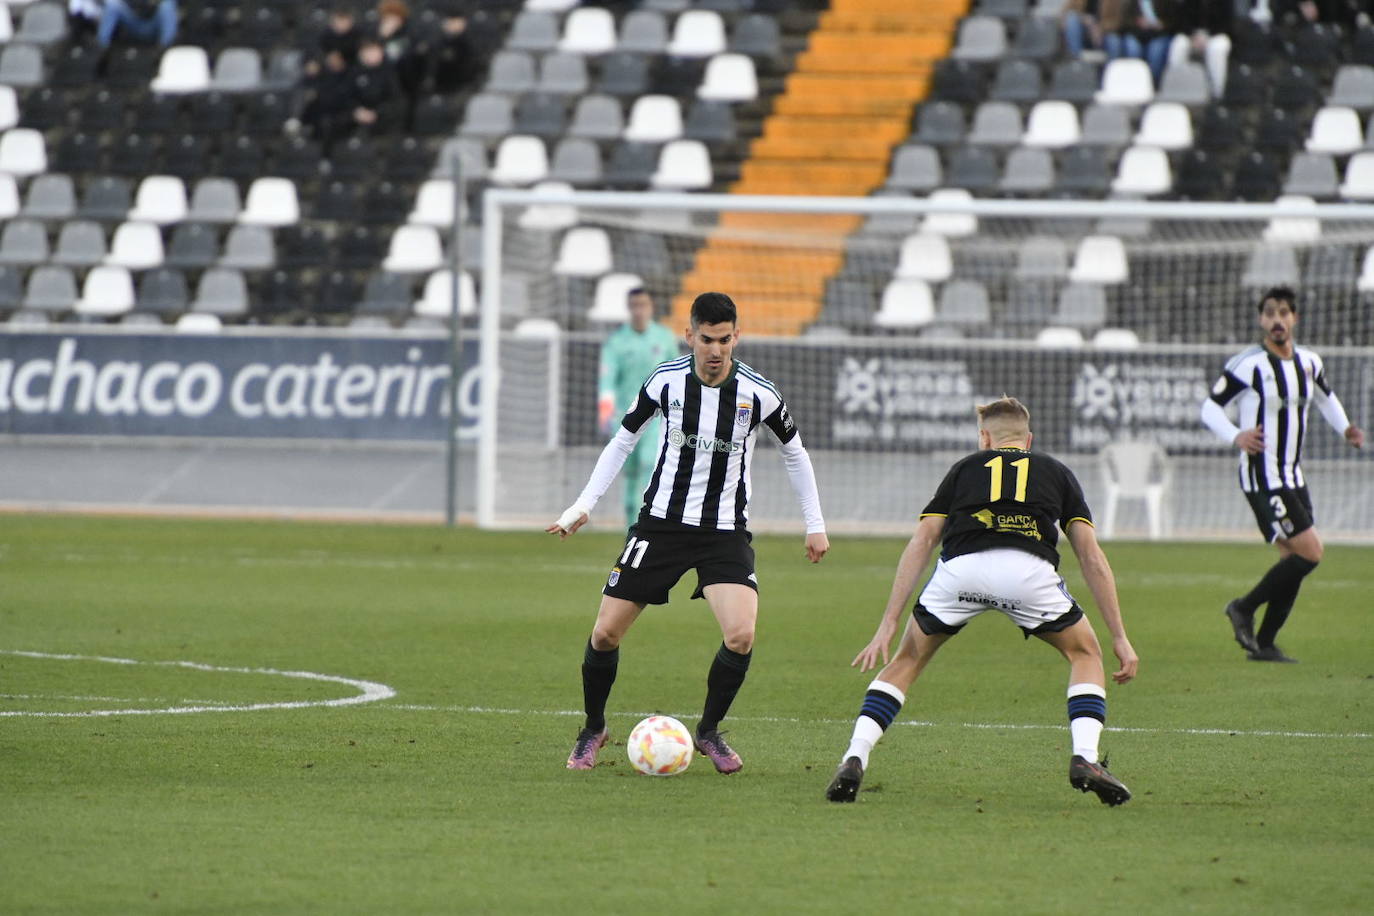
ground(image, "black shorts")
xmin=602 ymin=521 xmax=756 ymax=606
xmin=1245 ymin=486 xmax=1314 ymax=543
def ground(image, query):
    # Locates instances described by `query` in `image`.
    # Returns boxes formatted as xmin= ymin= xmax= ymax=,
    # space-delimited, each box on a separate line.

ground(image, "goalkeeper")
xmin=597 ymin=287 xmax=680 ymax=526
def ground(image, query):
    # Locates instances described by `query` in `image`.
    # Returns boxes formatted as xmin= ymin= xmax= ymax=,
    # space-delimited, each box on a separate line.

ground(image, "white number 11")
xmin=619 ymin=537 xmax=650 ymax=568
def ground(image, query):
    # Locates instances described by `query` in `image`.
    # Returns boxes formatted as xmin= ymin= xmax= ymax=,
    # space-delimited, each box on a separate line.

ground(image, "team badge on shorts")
xmin=736 ymin=402 xmax=752 ymax=426
xmin=608 ymin=567 xmax=621 ymax=587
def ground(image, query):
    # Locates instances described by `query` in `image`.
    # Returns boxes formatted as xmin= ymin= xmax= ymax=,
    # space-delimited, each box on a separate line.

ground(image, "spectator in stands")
xmin=298 ymin=49 xmax=355 ymax=148
xmin=311 ymin=5 xmax=362 ymax=73
xmin=350 ymin=38 xmax=404 ymax=135
xmin=1062 ymin=1 xmax=1104 ymax=57
xmin=429 ymin=6 xmax=479 ymax=93
xmin=85 ymin=0 xmax=179 ymax=48
xmin=1181 ymin=0 xmax=1234 ymax=53
xmin=375 ymin=0 xmax=426 ymax=99
xmin=1127 ymin=1 xmax=1179 ymax=85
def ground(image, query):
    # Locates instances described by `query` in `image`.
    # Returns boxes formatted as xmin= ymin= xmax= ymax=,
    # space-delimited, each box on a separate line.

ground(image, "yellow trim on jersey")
xmin=919 ymin=512 xmax=948 ymax=519
xmin=1064 ymin=516 xmax=1094 ymax=529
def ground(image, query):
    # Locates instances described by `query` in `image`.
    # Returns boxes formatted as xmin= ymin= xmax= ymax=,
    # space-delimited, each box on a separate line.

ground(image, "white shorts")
xmin=915 ymin=548 xmax=1082 ymax=637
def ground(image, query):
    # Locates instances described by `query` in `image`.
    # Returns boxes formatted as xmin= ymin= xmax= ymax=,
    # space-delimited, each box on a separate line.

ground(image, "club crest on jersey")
xmin=608 ymin=567 xmax=621 ymax=586
xmin=736 ymin=402 xmax=752 ymax=426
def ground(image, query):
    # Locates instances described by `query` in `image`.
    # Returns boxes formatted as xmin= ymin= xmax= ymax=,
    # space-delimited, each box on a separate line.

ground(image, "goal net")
xmin=474 ymin=189 xmax=1374 ymax=542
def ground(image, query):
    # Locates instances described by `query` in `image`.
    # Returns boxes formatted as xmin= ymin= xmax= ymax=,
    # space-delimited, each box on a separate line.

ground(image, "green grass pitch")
xmin=2 ymin=515 xmax=1371 ymax=914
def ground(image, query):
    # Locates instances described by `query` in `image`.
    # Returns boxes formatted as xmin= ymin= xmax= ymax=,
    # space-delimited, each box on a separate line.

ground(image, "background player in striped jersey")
xmin=597 ymin=287 xmax=680 ymax=528
xmin=549 ymin=292 xmax=830 ymax=773
xmin=1202 ymin=286 xmax=1364 ymax=663
xmin=825 ymin=397 xmax=1137 ymax=806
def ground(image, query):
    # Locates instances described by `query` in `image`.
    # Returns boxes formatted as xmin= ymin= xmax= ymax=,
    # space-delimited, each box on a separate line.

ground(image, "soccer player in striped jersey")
xmin=1202 ymin=286 xmax=1364 ymax=663
xmin=825 ymin=397 xmax=1138 ymax=806
xmin=549 ymin=292 xmax=830 ymax=773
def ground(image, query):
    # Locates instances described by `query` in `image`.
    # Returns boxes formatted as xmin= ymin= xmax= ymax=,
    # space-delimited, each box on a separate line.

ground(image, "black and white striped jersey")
xmin=1203 ymin=344 xmax=1351 ymax=492
xmin=572 ymin=355 xmax=825 ymax=533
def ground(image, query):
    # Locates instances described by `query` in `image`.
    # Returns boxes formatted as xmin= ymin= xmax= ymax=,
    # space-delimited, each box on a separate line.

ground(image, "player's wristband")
xmin=556 ymin=504 xmax=590 ymax=531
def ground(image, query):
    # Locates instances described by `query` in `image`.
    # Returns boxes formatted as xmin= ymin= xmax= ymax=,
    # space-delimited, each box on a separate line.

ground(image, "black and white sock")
xmin=1067 ymin=683 xmax=1107 ymax=763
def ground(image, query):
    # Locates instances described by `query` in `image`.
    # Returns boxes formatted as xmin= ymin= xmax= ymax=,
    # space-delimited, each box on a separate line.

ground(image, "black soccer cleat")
xmin=1247 ymin=644 xmax=1299 ymax=663
xmin=1069 ymin=755 xmax=1131 ymax=806
xmin=1223 ymin=599 xmax=1258 ymax=653
xmin=825 ymin=756 xmax=865 ymax=803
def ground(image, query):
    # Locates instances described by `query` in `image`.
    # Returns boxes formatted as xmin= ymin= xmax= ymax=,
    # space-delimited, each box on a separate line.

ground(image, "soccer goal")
xmin=474 ymin=188 xmax=1374 ymax=542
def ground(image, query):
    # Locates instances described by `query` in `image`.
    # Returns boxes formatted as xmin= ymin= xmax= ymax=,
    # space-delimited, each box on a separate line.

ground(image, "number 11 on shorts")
xmin=619 ymin=537 xmax=649 ymax=569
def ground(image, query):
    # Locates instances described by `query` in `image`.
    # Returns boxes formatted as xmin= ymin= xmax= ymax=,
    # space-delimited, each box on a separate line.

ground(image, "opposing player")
xmin=549 ymin=292 xmax=830 ymax=773
xmin=1202 ymin=286 xmax=1364 ymax=663
xmin=826 ymin=397 xmax=1138 ymax=806
xmin=597 ymin=287 xmax=680 ymax=527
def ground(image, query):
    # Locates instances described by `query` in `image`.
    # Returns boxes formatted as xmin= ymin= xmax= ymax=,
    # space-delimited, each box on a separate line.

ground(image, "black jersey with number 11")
xmin=920 ymin=448 xmax=1093 ymax=568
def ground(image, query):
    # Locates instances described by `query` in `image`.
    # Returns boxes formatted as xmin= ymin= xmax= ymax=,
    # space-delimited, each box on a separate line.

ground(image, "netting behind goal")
xmin=475 ymin=190 xmax=1374 ymax=542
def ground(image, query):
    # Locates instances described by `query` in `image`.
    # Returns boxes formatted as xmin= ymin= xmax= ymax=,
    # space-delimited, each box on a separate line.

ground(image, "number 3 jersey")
xmin=920 ymin=448 xmax=1093 ymax=569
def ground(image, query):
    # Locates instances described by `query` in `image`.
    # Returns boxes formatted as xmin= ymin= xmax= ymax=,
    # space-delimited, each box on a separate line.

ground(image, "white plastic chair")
xmin=651 ymin=139 xmax=712 ymax=190
xmin=128 ymin=175 xmax=189 ymax=225
xmin=1133 ymin=102 xmax=1192 ymax=150
xmin=414 ymin=269 xmax=476 ymax=318
xmin=150 ymin=46 xmax=212 ymax=93
xmin=490 ymin=135 xmax=548 ymax=186
xmin=176 ymin=312 xmax=223 ymax=333
xmin=1034 ymin=326 xmax=1085 ymax=347
xmin=666 ymin=10 xmax=726 ymax=57
xmin=1261 ymin=194 xmax=1320 ymax=243
xmin=518 ymin=180 xmax=578 ymax=230
xmin=0 ymin=173 xmax=17 ymax=219
xmin=1305 ymin=106 xmax=1363 ymax=155
xmin=624 ymin=95 xmax=683 ymax=142
xmin=0 ymin=127 xmax=46 ymax=176
xmin=873 ymin=278 xmax=934 ymax=329
xmin=1095 ymin=58 xmax=1153 ymax=105
xmin=920 ymin=188 xmax=977 ymax=237
xmin=0 ymin=85 xmax=17 ymax=131
xmin=559 ymin=7 xmax=616 ymax=54
xmin=382 ymin=224 xmax=444 ymax=273
xmin=1068 ymin=234 xmax=1129 ymax=284
xmin=1356 ymin=246 xmax=1374 ymax=291
xmin=105 ymin=221 xmax=164 ymax=269
xmin=408 ymin=179 xmax=460 ymax=227
xmin=1111 ymin=146 xmax=1171 ymax=196
xmin=1022 ymin=100 xmax=1080 ymax=149
xmin=587 ymin=272 xmax=643 ymax=323
xmin=1340 ymin=152 xmax=1374 ymax=201
xmin=893 ymin=233 xmax=952 ymax=282
xmin=1091 ymin=327 xmax=1141 ymax=349
xmin=75 ymin=265 xmax=135 ymax=318
xmin=1098 ymin=438 xmax=1171 ymax=539
xmin=239 ymin=177 xmax=299 ymax=226
xmin=697 ymin=53 xmax=757 ymax=101
xmin=553 ymin=226 xmax=613 ymax=277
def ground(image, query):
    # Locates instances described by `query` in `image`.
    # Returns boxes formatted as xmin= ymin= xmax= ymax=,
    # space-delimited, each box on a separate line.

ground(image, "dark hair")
xmin=626 ymin=286 xmax=647 ymax=299
xmin=1258 ymin=285 xmax=1298 ymax=313
xmin=690 ymin=291 xmax=737 ymax=327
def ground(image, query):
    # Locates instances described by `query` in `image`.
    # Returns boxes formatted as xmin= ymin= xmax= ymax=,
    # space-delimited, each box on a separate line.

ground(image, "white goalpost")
xmin=476 ymin=188 xmax=1374 ymax=542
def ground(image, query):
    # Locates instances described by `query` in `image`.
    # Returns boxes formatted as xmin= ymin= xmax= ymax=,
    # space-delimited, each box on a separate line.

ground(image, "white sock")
xmin=1070 ymin=718 xmax=1103 ymax=763
xmin=842 ymin=717 xmax=884 ymax=769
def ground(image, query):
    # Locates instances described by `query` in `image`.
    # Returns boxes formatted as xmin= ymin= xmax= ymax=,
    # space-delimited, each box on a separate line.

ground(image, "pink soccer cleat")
xmin=693 ymin=729 xmax=743 ymax=774
xmin=566 ymin=727 xmax=609 ymax=770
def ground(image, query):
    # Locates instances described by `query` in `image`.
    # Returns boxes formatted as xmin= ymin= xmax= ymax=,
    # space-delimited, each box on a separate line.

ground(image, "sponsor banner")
xmin=563 ymin=337 xmax=1371 ymax=456
xmin=0 ymin=333 xmax=479 ymax=440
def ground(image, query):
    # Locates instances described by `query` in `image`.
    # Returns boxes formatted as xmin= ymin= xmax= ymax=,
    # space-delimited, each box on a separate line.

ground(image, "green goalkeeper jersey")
xmin=598 ymin=321 xmax=680 ymax=417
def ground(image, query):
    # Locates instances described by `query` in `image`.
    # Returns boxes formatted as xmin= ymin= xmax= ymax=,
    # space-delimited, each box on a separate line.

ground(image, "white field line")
xmin=2 ymin=693 xmax=236 ymax=705
xmin=386 ymin=704 xmax=1373 ymax=741
xmin=0 ymin=650 xmax=395 ymax=718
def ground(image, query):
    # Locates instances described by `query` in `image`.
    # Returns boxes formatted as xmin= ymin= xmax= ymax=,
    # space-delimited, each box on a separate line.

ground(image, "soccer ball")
xmin=627 ymin=715 xmax=694 ymax=776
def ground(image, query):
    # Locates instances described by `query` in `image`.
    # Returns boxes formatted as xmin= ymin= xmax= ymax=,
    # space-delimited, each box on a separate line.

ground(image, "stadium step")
xmin=676 ymin=0 xmax=968 ymax=334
